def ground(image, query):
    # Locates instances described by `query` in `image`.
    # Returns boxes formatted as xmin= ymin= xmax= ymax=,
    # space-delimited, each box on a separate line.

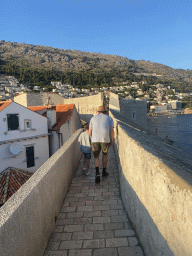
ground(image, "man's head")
xmin=97 ymin=105 xmax=105 ymax=114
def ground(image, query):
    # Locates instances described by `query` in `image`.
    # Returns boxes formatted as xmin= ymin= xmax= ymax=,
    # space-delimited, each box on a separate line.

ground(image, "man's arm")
xmin=110 ymin=126 xmax=114 ymax=146
xmin=89 ymin=127 xmax=92 ymax=137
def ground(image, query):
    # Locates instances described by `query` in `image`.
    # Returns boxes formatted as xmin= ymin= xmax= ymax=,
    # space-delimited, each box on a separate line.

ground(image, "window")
xmin=26 ymin=146 xmax=35 ymax=168
xmin=25 ymin=120 xmax=31 ymax=129
xmin=7 ymin=114 xmax=19 ymax=130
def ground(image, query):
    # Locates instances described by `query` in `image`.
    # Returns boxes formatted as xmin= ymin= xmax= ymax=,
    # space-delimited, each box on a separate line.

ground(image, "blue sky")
xmin=1 ymin=0 xmax=192 ymax=70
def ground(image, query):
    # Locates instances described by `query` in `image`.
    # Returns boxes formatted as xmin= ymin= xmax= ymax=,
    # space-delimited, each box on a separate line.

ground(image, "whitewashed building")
xmin=28 ymin=104 xmax=81 ymax=156
xmin=0 ymin=101 xmax=49 ymax=173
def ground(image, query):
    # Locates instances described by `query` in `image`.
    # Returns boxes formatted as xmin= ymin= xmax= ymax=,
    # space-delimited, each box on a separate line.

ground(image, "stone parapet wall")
xmin=110 ymin=108 xmax=192 ymax=256
xmin=14 ymin=93 xmax=64 ymax=107
xmin=109 ymin=92 xmax=120 ymax=111
xmin=119 ymin=98 xmax=147 ymax=128
xmin=0 ymin=129 xmax=83 ymax=256
xmin=64 ymin=93 xmax=103 ymax=122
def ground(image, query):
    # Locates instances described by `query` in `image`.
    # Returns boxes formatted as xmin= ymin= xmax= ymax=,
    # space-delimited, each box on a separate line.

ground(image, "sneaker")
xmin=102 ymin=171 xmax=109 ymax=177
xmin=95 ymin=174 xmax=100 ymax=184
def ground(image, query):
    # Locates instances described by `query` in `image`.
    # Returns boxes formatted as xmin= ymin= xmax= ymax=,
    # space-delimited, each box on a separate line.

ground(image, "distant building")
xmin=168 ymin=100 xmax=182 ymax=110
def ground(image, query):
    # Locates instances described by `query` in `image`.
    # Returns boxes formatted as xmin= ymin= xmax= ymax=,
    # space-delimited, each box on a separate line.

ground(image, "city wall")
xmin=109 ymin=92 xmax=147 ymax=127
xmin=14 ymin=92 xmax=64 ymax=107
xmin=110 ymin=108 xmax=192 ymax=256
xmin=0 ymin=129 xmax=83 ymax=256
xmin=63 ymin=93 xmax=103 ymax=122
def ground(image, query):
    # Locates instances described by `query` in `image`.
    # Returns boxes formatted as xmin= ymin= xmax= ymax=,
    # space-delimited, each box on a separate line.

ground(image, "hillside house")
xmin=0 ymin=101 xmax=49 ymax=174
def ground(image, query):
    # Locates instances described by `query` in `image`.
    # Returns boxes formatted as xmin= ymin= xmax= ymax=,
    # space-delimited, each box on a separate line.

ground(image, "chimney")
xmin=47 ymin=106 xmax=57 ymax=129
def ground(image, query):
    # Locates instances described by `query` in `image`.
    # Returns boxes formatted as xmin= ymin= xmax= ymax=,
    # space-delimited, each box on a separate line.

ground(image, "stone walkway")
xmin=44 ymin=147 xmax=144 ymax=256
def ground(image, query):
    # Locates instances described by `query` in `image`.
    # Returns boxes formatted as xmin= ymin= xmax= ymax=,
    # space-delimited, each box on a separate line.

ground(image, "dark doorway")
xmin=26 ymin=146 xmax=35 ymax=168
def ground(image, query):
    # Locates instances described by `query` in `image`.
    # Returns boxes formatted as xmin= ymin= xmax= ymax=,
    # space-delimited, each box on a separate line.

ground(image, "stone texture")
xmin=68 ymin=249 xmax=92 ymax=256
xmin=45 ymin=148 xmax=143 ymax=256
xmin=83 ymin=239 xmax=105 ymax=248
xmin=118 ymin=246 xmax=144 ymax=256
xmin=93 ymin=248 xmax=118 ymax=256
xmin=64 ymin=225 xmax=83 ymax=232
xmin=59 ymin=240 xmax=83 ymax=250
xmin=72 ymin=231 xmax=93 ymax=240
xmin=93 ymin=217 xmax=111 ymax=223
xmin=115 ymin=229 xmax=135 ymax=237
xmin=94 ymin=230 xmax=114 ymax=239
xmin=106 ymin=237 xmax=128 ymax=247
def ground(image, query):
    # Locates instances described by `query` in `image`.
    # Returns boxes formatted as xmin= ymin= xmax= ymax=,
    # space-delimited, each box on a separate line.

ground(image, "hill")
xmin=0 ymin=40 xmax=192 ymax=91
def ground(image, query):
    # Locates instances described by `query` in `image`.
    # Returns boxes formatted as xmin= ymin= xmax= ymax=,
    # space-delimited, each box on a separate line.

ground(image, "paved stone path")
xmin=44 ymin=147 xmax=144 ymax=256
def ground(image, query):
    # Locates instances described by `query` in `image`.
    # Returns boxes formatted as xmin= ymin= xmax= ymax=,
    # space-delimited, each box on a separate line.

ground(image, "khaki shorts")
xmin=91 ymin=142 xmax=110 ymax=158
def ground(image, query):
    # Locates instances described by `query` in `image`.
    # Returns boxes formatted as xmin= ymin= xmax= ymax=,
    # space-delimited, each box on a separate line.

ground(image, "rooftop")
xmin=0 ymin=167 xmax=33 ymax=206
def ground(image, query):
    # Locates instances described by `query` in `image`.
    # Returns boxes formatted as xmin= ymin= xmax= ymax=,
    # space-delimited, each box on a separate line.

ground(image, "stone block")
xmin=84 ymin=211 xmax=101 ymax=218
xmin=115 ymin=229 xmax=135 ymax=237
xmin=64 ymin=225 xmax=83 ymax=232
xmin=68 ymin=249 xmax=92 ymax=256
xmin=94 ymin=230 xmax=114 ymax=239
xmin=104 ymin=222 xmax=124 ymax=230
xmin=66 ymin=212 xmax=84 ymax=219
xmin=128 ymin=237 xmax=139 ymax=246
xmin=93 ymin=217 xmax=111 ymax=223
xmin=111 ymin=215 xmax=128 ymax=222
xmin=72 ymin=231 xmax=93 ymax=240
xmin=84 ymin=224 xmax=104 ymax=231
xmin=93 ymin=248 xmax=118 ymax=256
xmin=74 ymin=218 xmax=93 ymax=224
xmin=77 ymin=206 xmax=93 ymax=212
xmin=59 ymin=240 xmax=83 ymax=250
xmin=106 ymin=237 xmax=128 ymax=247
xmin=44 ymin=250 xmax=68 ymax=256
xmin=83 ymin=239 xmax=105 ymax=248
xmin=118 ymin=246 xmax=144 ymax=256
xmin=103 ymin=200 xmax=117 ymax=205
xmin=102 ymin=210 xmax=119 ymax=216
xmin=94 ymin=205 xmax=110 ymax=211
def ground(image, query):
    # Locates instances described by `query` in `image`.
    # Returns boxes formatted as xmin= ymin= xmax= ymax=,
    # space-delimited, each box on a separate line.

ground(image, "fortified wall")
xmin=63 ymin=93 xmax=103 ymax=122
xmin=109 ymin=92 xmax=147 ymax=127
xmin=14 ymin=92 xmax=103 ymax=122
xmin=2 ymin=92 xmax=192 ymax=256
xmin=110 ymin=108 xmax=192 ymax=256
xmin=14 ymin=92 xmax=64 ymax=107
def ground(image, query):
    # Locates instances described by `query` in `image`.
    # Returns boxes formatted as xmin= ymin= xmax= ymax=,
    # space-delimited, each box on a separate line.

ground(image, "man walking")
xmin=89 ymin=106 xmax=114 ymax=183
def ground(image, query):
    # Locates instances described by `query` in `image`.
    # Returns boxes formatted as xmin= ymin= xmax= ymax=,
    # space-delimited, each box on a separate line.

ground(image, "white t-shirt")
xmin=89 ymin=114 xmax=114 ymax=143
xmin=78 ymin=131 xmax=92 ymax=153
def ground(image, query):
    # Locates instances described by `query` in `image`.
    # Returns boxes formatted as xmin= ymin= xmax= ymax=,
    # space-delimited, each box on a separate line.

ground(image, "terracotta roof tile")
xmin=0 ymin=101 xmax=12 ymax=112
xmin=28 ymin=104 xmax=75 ymax=130
xmin=53 ymin=104 xmax=74 ymax=131
xmin=0 ymin=167 xmax=33 ymax=206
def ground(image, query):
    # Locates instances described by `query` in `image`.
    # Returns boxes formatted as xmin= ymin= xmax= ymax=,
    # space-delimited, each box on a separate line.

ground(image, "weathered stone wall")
xmin=119 ymin=98 xmax=147 ymax=128
xmin=0 ymin=129 xmax=83 ymax=256
xmin=63 ymin=93 xmax=103 ymax=122
xmin=110 ymin=108 xmax=192 ymax=256
xmin=109 ymin=92 xmax=120 ymax=111
xmin=14 ymin=93 xmax=64 ymax=106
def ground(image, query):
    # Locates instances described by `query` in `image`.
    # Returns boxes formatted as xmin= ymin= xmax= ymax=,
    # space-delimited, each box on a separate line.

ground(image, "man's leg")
xmin=92 ymin=143 xmax=101 ymax=183
xmin=101 ymin=143 xmax=110 ymax=177
xmin=102 ymin=153 xmax=108 ymax=168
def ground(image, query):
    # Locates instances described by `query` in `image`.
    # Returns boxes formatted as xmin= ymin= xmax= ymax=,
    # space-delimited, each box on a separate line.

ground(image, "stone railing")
xmin=0 ymin=129 xmax=83 ymax=256
xmin=110 ymin=108 xmax=192 ymax=256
